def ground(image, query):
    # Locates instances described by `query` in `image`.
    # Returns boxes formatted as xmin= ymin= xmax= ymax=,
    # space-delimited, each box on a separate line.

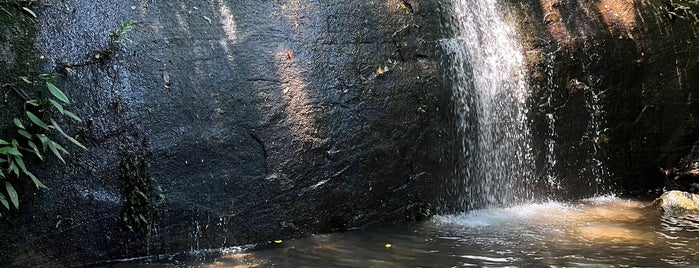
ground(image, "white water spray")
xmin=443 ymin=0 xmax=535 ymax=209
xmin=544 ymin=53 xmax=561 ymax=190
xmin=584 ymin=82 xmax=609 ymax=192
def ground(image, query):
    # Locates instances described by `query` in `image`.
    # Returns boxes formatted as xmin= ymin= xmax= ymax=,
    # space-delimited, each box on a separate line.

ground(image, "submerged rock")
xmin=653 ymin=190 xmax=699 ymax=214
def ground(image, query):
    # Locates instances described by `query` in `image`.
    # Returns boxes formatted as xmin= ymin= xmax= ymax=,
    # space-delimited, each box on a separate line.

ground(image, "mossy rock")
xmin=0 ymin=4 xmax=39 ymax=137
xmin=653 ymin=190 xmax=699 ymax=214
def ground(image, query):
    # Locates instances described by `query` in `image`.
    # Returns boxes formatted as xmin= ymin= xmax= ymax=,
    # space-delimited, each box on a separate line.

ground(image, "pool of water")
xmin=111 ymin=196 xmax=699 ymax=267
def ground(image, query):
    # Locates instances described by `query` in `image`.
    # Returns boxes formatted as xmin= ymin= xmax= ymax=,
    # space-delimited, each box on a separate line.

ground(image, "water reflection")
xmin=118 ymin=197 xmax=699 ymax=267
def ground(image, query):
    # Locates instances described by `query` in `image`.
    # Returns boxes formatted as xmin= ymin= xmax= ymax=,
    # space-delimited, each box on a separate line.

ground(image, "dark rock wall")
xmin=0 ymin=0 xmax=453 ymax=266
xmin=509 ymin=0 xmax=699 ymax=197
xmin=3 ymin=0 xmax=694 ymax=265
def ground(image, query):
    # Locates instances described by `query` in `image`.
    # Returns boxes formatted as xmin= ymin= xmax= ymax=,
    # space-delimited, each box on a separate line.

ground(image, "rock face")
xmin=0 ymin=0 xmax=455 ymax=266
xmin=654 ymin=190 xmax=699 ymax=213
xmin=1 ymin=0 xmax=696 ymax=265
xmin=663 ymin=159 xmax=699 ymax=193
xmin=506 ymin=0 xmax=699 ymax=197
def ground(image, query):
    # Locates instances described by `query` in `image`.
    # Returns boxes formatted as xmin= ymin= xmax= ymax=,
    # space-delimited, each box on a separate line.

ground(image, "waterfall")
xmin=583 ymin=81 xmax=609 ymax=193
xmin=442 ymin=0 xmax=536 ymax=210
xmin=544 ymin=53 xmax=561 ymax=191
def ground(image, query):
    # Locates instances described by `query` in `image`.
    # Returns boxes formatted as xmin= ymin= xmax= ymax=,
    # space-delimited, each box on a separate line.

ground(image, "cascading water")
xmin=583 ymin=81 xmax=609 ymax=193
xmin=543 ymin=52 xmax=561 ymax=191
xmin=442 ymin=0 xmax=536 ymax=210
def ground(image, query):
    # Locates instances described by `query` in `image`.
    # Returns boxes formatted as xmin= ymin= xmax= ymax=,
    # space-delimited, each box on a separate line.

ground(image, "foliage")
xmin=1 ymin=5 xmax=137 ymax=221
xmin=669 ymin=0 xmax=699 ymax=21
xmin=0 ymin=75 xmax=85 ymax=216
xmin=120 ymin=145 xmax=164 ymax=234
xmin=109 ymin=19 xmax=134 ymax=45
xmin=92 ymin=20 xmax=135 ymax=63
xmin=0 ymin=0 xmax=37 ymax=19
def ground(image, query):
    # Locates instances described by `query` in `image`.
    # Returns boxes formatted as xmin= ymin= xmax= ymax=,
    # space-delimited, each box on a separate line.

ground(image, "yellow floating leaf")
xmin=399 ymin=2 xmax=407 ymax=9
xmin=283 ymin=87 xmax=290 ymax=94
xmin=274 ymin=240 xmax=283 ymax=244
xmin=385 ymin=243 xmax=392 ymax=248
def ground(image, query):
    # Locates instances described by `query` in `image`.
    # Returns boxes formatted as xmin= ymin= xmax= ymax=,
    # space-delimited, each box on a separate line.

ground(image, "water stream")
xmin=114 ymin=197 xmax=699 ymax=267
xmin=442 ymin=0 xmax=536 ymax=211
xmin=543 ymin=52 xmax=561 ymax=191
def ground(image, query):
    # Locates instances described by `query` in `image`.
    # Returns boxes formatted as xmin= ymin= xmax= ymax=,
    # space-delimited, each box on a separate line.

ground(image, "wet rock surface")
xmin=2 ymin=0 xmax=696 ymax=265
xmin=663 ymin=156 xmax=699 ymax=193
xmin=0 ymin=0 xmax=453 ymax=266
xmin=508 ymin=0 xmax=699 ymax=197
xmin=654 ymin=190 xmax=699 ymax=213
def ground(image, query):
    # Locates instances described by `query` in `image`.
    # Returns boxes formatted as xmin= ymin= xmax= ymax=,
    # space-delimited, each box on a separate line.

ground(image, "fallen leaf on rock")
xmin=163 ymin=71 xmax=171 ymax=89
xmin=376 ymin=66 xmax=385 ymax=75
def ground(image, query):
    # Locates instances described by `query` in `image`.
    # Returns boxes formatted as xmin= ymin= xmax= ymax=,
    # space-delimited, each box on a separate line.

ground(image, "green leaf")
xmin=0 ymin=147 xmax=21 ymax=156
xmin=14 ymin=156 xmax=27 ymax=173
xmin=13 ymin=118 xmax=25 ymax=129
xmin=47 ymin=141 xmax=66 ymax=164
xmin=27 ymin=141 xmax=43 ymax=160
xmin=0 ymin=193 xmax=9 ymax=210
xmin=22 ymin=7 xmax=36 ymax=18
xmin=25 ymin=99 xmax=40 ymax=106
xmin=47 ymin=82 xmax=70 ymax=104
xmin=19 ymin=76 xmax=32 ymax=84
xmin=26 ymin=111 xmax=49 ymax=130
xmin=5 ymin=182 xmax=18 ymax=209
xmin=138 ymin=190 xmax=148 ymax=200
xmin=37 ymin=134 xmax=49 ymax=151
xmin=0 ymin=139 xmax=8 ymax=145
xmin=63 ymin=110 xmax=82 ymax=123
xmin=0 ymin=169 xmax=4 ymax=178
xmin=49 ymin=99 xmax=65 ymax=114
xmin=50 ymin=119 xmax=87 ymax=150
xmin=139 ymin=214 xmax=149 ymax=225
xmin=18 ymin=129 xmax=32 ymax=139
xmin=8 ymin=160 xmax=19 ymax=177
xmin=25 ymin=171 xmax=47 ymax=189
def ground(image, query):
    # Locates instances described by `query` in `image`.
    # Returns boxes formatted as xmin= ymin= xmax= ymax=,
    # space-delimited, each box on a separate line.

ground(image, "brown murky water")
xmin=112 ymin=196 xmax=699 ymax=267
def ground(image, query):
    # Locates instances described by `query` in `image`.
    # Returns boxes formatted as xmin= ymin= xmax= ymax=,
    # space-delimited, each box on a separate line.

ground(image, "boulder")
xmin=653 ymin=190 xmax=699 ymax=214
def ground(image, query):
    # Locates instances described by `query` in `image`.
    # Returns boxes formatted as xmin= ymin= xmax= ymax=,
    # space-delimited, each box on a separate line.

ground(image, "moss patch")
xmin=120 ymin=137 xmax=163 ymax=235
xmin=0 ymin=4 xmax=40 ymax=136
